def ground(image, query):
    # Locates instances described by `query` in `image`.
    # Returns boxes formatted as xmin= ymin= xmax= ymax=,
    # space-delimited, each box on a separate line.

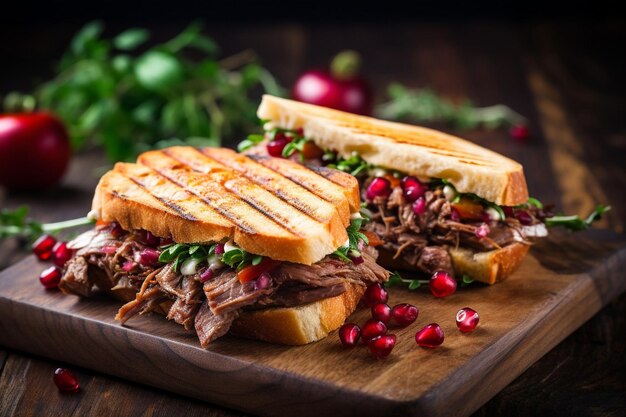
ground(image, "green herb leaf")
xmin=527 ymin=197 xmax=544 ymax=209
xmin=237 ymin=134 xmax=265 ymax=152
xmin=114 ymin=29 xmax=149 ymax=50
xmin=221 ymin=249 xmax=245 ymax=268
xmin=134 ymin=50 xmax=184 ymax=93
xmin=251 ymin=255 xmax=264 ymax=266
xmin=385 ymin=271 xmax=428 ymax=291
xmin=545 ymin=205 xmax=611 ymax=231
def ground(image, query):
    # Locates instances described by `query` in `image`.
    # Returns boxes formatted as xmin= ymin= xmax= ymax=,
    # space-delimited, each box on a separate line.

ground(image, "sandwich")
xmin=59 ymin=146 xmax=389 ymax=347
xmin=241 ymin=95 xmax=608 ymax=285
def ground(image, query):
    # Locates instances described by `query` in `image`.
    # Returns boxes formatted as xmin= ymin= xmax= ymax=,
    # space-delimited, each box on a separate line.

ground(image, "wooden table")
xmin=1 ymin=21 xmax=625 ymax=416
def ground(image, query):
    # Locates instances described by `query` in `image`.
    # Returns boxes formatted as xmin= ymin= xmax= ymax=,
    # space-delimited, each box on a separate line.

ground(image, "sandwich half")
xmin=59 ymin=146 xmax=389 ymax=347
xmin=244 ymin=95 xmax=554 ymax=285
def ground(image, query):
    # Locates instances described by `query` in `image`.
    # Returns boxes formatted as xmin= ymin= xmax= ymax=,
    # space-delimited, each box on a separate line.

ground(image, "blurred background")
xmin=1 ymin=2 xmax=625 ymax=416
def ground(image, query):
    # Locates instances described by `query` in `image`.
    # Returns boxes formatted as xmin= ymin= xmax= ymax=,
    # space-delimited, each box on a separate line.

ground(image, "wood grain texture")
xmin=0 ymin=230 xmax=624 ymax=417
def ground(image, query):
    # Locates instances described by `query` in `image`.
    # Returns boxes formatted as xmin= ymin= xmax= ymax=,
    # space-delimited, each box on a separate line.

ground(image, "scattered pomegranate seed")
xmin=363 ymin=283 xmax=389 ymax=307
xmin=515 ymin=210 xmax=533 ymax=225
xmin=368 ymin=334 xmax=397 ymax=359
xmin=338 ymin=323 xmax=361 ymax=347
xmin=412 ymin=197 xmax=426 ymax=216
xmin=53 ymin=368 xmax=79 ymax=393
xmin=502 ymin=206 xmax=514 ymax=217
xmin=456 ymin=307 xmax=480 ymax=333
xmin=415 ymin=323 xmax=445 ymax=348
xmin=137 ymin=248 xmax=160 ymax=267
xmin=429 ymin=271 xmax=457 ymax=298
xmin=266 ymin=138 xmax=288 ymax=157
xmin=39 ymin=266 xmax=62 ymax=289
xmin=475 ymin=223 xmax=490 ymax=239
xmin=139 ymin=230 xmax=160 ymax=246
xmin=509 ymin=124 xmax=529 ymax=142
xmin=32 ymin=234 xmax=57 ymax=261
xmin=391 ymin=303 xmax=419 ymax=326
xmin=361 ymin=319 xmax=388 ymax=344
xmin=52 ymin=241 xmax=74 ymax=267
xmin=371 ymin=303 xmax=392 ymax=324
xmin=350 ymin=255 xmax=364 ymax=265
xmin=254 ymin=272 xmax=272 ymax=290
xmin=366 ymin=177 xmax=392 ymax=201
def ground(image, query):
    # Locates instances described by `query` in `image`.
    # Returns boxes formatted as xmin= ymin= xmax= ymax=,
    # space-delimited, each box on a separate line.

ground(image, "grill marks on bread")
xmin=94 ymin=147 xmax=357 ymax=264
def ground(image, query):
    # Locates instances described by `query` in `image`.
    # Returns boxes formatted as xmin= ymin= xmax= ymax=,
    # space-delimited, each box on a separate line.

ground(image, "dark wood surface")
xmin=1 ymin=229 xmax=625 ymax=417
xmin=1 ymin=20 xmax=625 ymax=416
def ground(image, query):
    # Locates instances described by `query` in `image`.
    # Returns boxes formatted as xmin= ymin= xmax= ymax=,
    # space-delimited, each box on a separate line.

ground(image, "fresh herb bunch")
xmin=385 ymin=271 xmax=474 ymax=290
xmin=2 ymin=21 xmax=283 ymax=162
xmin=0 ymin=206 xmax=92 ymax=242
xmin=332 ymin=217 xmax=369 ymax=262
xmin=376 ymin=83 xmax=526 ymax=131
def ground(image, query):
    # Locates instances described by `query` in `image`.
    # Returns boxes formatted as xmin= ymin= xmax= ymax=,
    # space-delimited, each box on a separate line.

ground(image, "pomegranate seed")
xmin=502 ymin=206 xmax=515 ymax=217
xmin=371 ymin=303 xmax=392 ymax=324
xmin=415 ymin=323 xmax=445 ymax=348
xmin=51 ymin=242 xmax=74 ymax=267
xmin=412 ymin=197 xmax=426 ymax=216
xmin=295 ymin=127 xmax=304 ymax=136
xmin=509 ymin=124 xmax=529 ymax=142
xmin=214 ymin=243 xmax=225 ymax=255
xmin=138 ymin=248 xmax=160 ymax=267
xmin=53 ymin=368 xmax=79 ymax=393
xmin=361 ymin=319 xmax=387 ymax=344
xmin=110 ymin=222 xmax=125 ymax=238
xmin=199 ymin=267 xmax=214 ymax=282
xmin=429 ymin=271 xmax=457 ymax=298
xmin=159 ymin=236 xmax=173 ymax=246
xmin=101 ymin=245 xmax=117 ymax=255
xmin=39 ymin=266 xmax=62 ymax=289
xmin=480 ymin=211 xmax=492 ymax=223
xmin=338 ymin=323 xmax=361 ymax=347
xmin=254 ymin=272 xmax=272 ymax=290
xmin=266 ymin=138 xmax=288 ymax=157
xmin=368 ymin=334 xmax=397 ymax=359
xmin=363 ymin=283 xmax=389 ymax=307
xmin=450 ymin=208 xmax=461 ymax=222
xmin=366 ymin=177 xmax=391 ymax=201
xmin=401 ymin=176 xmax=425 ymax=203
xmin=139 ymin=230 xmax=160 ymax=246
xmin=515 ymin=210 xmax=533 ymax=225
xmin=456 ymin=307 xmax=480 ymax=333
xmin=475 ymin=223 xmax=490 ymax=239
xmin=350 ymin=255 xmax=364 ymax=265
xmin=32 ymin=234 xmax=57 ymax=261
xmin=391 ymin=303 xmax=419 ymax=326
xmin=122 ymin=260 xmax=135 ymax=272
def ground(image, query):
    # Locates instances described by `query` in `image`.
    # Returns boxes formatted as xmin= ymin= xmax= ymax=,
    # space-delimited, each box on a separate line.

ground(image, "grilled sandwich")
xmin=243 ymin=95 xmax=605 ymax=285
xmin=59 ymin=146 xmax=389 ymax=347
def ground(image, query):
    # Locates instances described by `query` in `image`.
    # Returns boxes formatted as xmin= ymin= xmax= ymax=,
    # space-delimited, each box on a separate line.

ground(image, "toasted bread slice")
xmin=230 ymin=283 xmax=365 ymax=345
xmin=449 ymin=243 xmax=530 ymax=285
xmin=92 ymin=147 xmax=360 ymax=265
xmin=257 ymin=95 xmax=528 ymax=206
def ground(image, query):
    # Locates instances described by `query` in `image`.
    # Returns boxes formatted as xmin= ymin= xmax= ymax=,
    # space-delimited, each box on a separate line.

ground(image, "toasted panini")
xmin=257 ymin=95 xmax=528 ymax=206
xmin=93 ymin=146 xmax=360 ymax=265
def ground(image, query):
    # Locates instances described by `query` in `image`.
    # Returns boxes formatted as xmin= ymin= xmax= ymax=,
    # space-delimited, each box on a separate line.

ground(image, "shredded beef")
xmin=365 ymin=183 xmax=540 ymax=276
xmin=60 ymin=225 xmax=387 ymax=348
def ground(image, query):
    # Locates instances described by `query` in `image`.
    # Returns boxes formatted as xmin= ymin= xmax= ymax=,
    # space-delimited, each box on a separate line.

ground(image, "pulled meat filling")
xmin=60 ymin=226 xmax=388 ymax=347
xmin=364 ymin=182 xmax=550 ymax=276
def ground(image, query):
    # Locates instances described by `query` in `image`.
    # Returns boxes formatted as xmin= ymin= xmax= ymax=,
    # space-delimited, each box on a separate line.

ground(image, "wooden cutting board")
xmin=0 ymin=229 xmax=625 ymax=417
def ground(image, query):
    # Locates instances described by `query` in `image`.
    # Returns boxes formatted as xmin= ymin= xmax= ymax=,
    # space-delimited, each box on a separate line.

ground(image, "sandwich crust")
xmin=92 ymin=147 xmax=361 ymax=265
xmin=257 ymin=95 xmax=529 ymax=206
xmin=230 ymin=283 xmax=366 ymax=345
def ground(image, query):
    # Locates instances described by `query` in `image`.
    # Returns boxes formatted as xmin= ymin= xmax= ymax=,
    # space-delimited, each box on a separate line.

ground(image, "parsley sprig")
xmin=0 ymin=206 xmax=93 ymax=242
xmin=221 ymin=248 xmax=264 ymax=271
xmin=332 ymin=217 xmax=369 ymax=262
xmin=158 ymin=242 xmax=220 ymax=272
xmin=545 ymin=205 xmax=611 ymax=231
xmin=326 ymin=152 xmax=372 ymax=177
xmin=385 ymin=271 xmax=474 ymax=290
xmin=376 ymin=83 xmax=526 ymax=131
